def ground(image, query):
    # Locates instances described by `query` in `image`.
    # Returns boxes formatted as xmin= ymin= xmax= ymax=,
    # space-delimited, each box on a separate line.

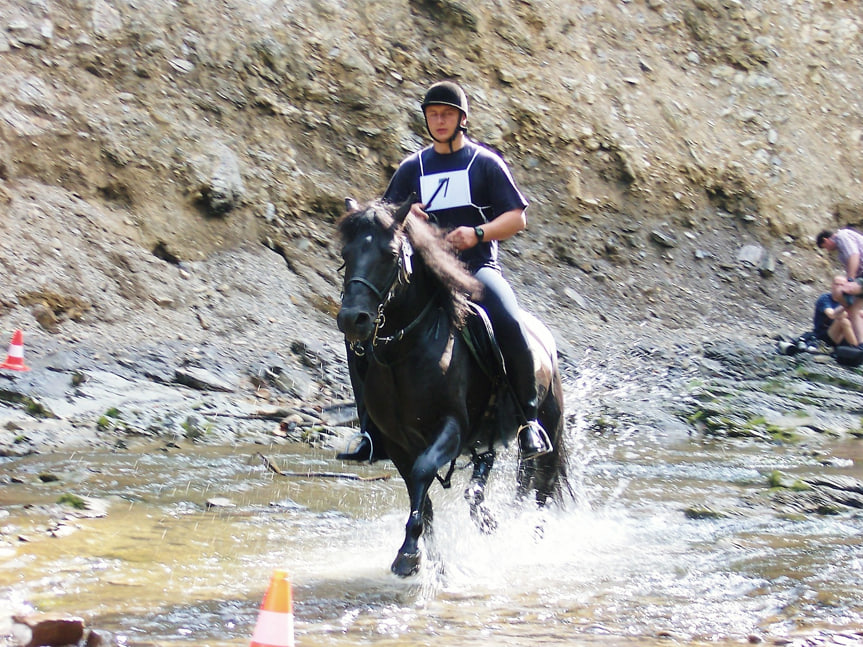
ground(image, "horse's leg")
xmin=464 ymin=450 xmax=497 ymax=533
xmin=391 ymin=417 xmax=461 ymax=578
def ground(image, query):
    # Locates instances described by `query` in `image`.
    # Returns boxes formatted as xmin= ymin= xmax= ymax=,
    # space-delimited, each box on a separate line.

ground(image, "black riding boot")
xmin=336 ymin=418 xmax=387 ymax=462
xmin=518 ymin=420 xmax=552 ymax=459
xmin=337 ymin=345 xmax=388 ymax=463
xmin=508 ymin=350 xmax=552 ymax=460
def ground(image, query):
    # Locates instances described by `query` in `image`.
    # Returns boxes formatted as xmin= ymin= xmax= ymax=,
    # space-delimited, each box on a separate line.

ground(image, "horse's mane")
xmin=338 ymin=200 xmax=481 ymax=329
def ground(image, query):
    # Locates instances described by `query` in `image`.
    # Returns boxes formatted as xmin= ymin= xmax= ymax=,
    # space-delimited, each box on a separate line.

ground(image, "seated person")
xmin=813 ymin=275 xmax=860 ymax=348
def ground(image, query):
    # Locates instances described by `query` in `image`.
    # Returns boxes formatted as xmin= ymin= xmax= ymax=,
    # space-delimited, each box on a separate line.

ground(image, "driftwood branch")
xmin=256 ymin=452 xmax=391 ymax=481
xmin=204 ymin=411 xmax=290 ymax=421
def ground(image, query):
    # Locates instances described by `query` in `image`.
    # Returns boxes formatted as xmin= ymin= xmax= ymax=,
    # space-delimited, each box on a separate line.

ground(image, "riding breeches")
xmin=473 ymin=266 xmax=538 ymax=420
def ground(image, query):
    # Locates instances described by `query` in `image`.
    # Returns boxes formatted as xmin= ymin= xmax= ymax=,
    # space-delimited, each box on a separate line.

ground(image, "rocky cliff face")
xmin=1 ymin=0 xmax=861 ymax=344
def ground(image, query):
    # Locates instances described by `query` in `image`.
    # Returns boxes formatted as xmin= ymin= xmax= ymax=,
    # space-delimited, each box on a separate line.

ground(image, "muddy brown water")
xmin=2 ymin=368 xmax=862 ymax=646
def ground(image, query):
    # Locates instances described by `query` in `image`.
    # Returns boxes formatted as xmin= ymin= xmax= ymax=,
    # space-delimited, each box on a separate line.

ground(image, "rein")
xmin=372 ymin=296 xmax=438 ymax=345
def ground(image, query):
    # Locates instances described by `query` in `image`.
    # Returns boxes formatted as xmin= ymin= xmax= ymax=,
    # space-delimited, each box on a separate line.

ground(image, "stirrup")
xmin=337 ymin=430 xmax=374 ymax=462
xmin=517 ymin=421 xmax=552 ymax=459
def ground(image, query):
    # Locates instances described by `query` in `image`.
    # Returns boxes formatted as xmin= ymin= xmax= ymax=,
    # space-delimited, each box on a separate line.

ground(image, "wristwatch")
xmin=474 ymin=225 xmax=485 ymax=242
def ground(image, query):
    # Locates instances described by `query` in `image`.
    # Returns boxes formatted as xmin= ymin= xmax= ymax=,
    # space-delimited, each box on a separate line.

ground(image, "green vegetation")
xmin=25 ymin=398 xmax=54 ymax=418
xmin=767 ymin=470 xmax=810 ymax=491
xmin=181 ymin=417 xmax=213 ymax=440
xmin=57 ymin=493 xmax=86 ymax=509
xmin=795 ymin=365 xmax=863 ymax=390
xmin=97 ymin=407 xmax=125 ymax=431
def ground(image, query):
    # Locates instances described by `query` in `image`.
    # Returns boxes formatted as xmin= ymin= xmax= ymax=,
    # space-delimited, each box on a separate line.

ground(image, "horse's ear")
xmin=345 ymin=197 xmax=359 ymax=212
xmin=393 ymin=193 xmax=417 ymax=224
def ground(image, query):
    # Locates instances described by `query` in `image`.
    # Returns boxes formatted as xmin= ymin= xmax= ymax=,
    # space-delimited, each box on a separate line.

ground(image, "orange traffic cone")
xmin=1 ymin=330 xmax=30 ymax=371
xmin=250 ymin=569 xmax=294 ymax=647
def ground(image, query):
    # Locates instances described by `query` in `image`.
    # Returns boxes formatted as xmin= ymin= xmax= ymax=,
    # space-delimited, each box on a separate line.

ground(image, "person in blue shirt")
xmin=338 ymin=80 xmax=551 ymax=462
xmin=813 ymin=275 xmax=859 ymax=348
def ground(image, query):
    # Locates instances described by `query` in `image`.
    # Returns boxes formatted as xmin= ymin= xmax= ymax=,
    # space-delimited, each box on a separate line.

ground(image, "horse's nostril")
xmin=337 ymin=307 xmax=373 ymax=338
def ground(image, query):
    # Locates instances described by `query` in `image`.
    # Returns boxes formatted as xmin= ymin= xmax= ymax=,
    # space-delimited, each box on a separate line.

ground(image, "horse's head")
xmin=336 ymin=197 xmax=413 ymax=343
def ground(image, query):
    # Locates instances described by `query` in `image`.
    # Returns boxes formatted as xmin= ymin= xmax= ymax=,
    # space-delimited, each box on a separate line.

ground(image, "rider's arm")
xmin=482 ymin=208 xmax=527 ymax=241
xmin=847 ymin=253 xmax=860 ymax=280
xmin=445 ymin=208 xmax=526 ymax=251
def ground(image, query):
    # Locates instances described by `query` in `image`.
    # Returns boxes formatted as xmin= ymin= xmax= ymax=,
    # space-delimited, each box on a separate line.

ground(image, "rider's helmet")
xmin=421 ymin=81 xmax=469 ymax=122
xmin=421 ymin=81 xmax=469 ymax=142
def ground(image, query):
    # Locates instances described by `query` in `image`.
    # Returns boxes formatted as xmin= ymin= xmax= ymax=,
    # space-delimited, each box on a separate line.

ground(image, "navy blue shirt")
xmin=813 ymin=293 xmax=840 ymax=340
xmin=383 ymin=139 xmax=528 ymax=272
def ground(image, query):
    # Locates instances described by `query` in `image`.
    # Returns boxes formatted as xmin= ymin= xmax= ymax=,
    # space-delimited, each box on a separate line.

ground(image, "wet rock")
xmin=206 ymin=497 xmax=235 ymax=509
xmin=58 ymin=494 xmax=109 ymax=519
xmin=272 ymin=369 xmax=314 ymax=399
xmin=683 ymin=505 xmax=731 ymax=520
xmin=650 ymin=230 xmax=677 ymax=248
xmin=319 ymin=401 xmax=358 ymax=427
xmin=173 ymin=366 xmax=235 ymax=392
xmin=803 ymin=475 xmax=863 ymax=496
xmin=767 ymin=472 xmax=863 ymax=514
xmin=84 ymin=629 xmax=113 ymax=646
xmin=13 ymin=613 xmax=85 ymax=647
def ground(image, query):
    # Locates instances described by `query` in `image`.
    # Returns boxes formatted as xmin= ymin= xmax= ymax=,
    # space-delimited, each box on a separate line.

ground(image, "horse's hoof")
xmin=391 ymin=551 xmax=421 ymax=578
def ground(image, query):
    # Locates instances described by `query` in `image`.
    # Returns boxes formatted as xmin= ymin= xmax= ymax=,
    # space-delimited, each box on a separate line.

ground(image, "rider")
xmin=338 ymin=80 xmax=552 ymax=462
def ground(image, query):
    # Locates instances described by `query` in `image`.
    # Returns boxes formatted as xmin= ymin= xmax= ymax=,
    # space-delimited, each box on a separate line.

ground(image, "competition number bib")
xmin=420 ymin=169 xmax=472 ymax=211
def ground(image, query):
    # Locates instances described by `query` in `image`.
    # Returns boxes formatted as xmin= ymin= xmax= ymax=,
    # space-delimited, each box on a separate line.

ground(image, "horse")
xmin=336 ymin=197 xmax=569 ymax=577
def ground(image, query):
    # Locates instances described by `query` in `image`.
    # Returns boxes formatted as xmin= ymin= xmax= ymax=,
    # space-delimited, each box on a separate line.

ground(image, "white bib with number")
xmin=420 ymin=169 xmax=471 ymax=211
xmin=418 ymin=147 xmax=482 ymax=212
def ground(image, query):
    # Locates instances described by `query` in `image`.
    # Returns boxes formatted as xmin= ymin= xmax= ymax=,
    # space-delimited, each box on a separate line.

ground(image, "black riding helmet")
xmin=421 ymin=81 xmax=469 ymax=145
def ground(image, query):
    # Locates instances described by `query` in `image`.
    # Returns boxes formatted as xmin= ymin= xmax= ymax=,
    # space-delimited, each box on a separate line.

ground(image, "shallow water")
xmin=2 ymin=368 xmax=862 ymax=646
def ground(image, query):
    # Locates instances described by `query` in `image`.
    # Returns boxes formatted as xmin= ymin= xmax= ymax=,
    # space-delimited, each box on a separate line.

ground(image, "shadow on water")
xmin=2 ymin=362 xmax=863 ymax=646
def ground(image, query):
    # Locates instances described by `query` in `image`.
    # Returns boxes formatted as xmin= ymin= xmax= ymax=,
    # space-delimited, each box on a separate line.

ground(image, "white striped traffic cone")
xmin=1 ymin=330 xmax=30 ymax=371
xmin=250 ymin=569 xmax=294 ymax=647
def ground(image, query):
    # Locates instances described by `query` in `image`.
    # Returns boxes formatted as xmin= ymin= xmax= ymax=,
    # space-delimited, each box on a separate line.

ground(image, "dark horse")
xmin=336 ymin=198 xmax=568 ymax=577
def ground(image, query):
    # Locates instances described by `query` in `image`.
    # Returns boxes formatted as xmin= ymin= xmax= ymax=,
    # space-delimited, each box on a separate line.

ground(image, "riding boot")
xmin=337 ymin=345 xmax=389 ymax=463
xmin=518 ymin=420 xmax=552 ymax=459
xmin=336 ymin=418 xmax=387 ymax=463
xmin=509 ymin=355 xmax=552 ymax=459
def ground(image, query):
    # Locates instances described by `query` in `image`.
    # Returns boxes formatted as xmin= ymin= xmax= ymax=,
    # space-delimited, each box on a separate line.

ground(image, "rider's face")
xmin=424 ymin=105 xmax=463 ymax=142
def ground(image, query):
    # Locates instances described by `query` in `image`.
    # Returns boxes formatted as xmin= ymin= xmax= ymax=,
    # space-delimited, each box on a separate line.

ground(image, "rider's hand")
xmin=410 ymin=203 xmax=429 ymax=221
xmin=445 ymin=226 xmax=479 ymax=252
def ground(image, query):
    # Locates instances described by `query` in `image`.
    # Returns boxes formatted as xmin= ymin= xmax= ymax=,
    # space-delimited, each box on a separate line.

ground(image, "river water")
xmin=2 ymin=367 xmax=862 ymax=646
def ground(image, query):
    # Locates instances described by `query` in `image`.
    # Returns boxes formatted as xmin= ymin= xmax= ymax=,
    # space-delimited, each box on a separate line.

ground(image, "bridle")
xmin=346 ymin=234 xmax=436 ymax=354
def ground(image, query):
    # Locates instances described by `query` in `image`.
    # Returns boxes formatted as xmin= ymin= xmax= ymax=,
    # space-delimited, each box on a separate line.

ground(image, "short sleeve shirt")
xmin=383 ymin=139 xmax=528 ymax=271
xmin=833 ymin=228 xmax=863 ymax=278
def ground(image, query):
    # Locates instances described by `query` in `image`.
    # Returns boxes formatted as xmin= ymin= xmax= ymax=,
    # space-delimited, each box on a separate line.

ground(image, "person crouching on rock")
xmin=816 ymin=228 xmax=863 ymax=344
xmin=813 ymin=275 xmax=862 ymax=349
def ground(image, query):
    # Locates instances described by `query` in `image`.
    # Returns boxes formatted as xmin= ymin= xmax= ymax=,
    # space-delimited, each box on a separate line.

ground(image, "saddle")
xmin=461 ymin=302 xmax=507 ymax=382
